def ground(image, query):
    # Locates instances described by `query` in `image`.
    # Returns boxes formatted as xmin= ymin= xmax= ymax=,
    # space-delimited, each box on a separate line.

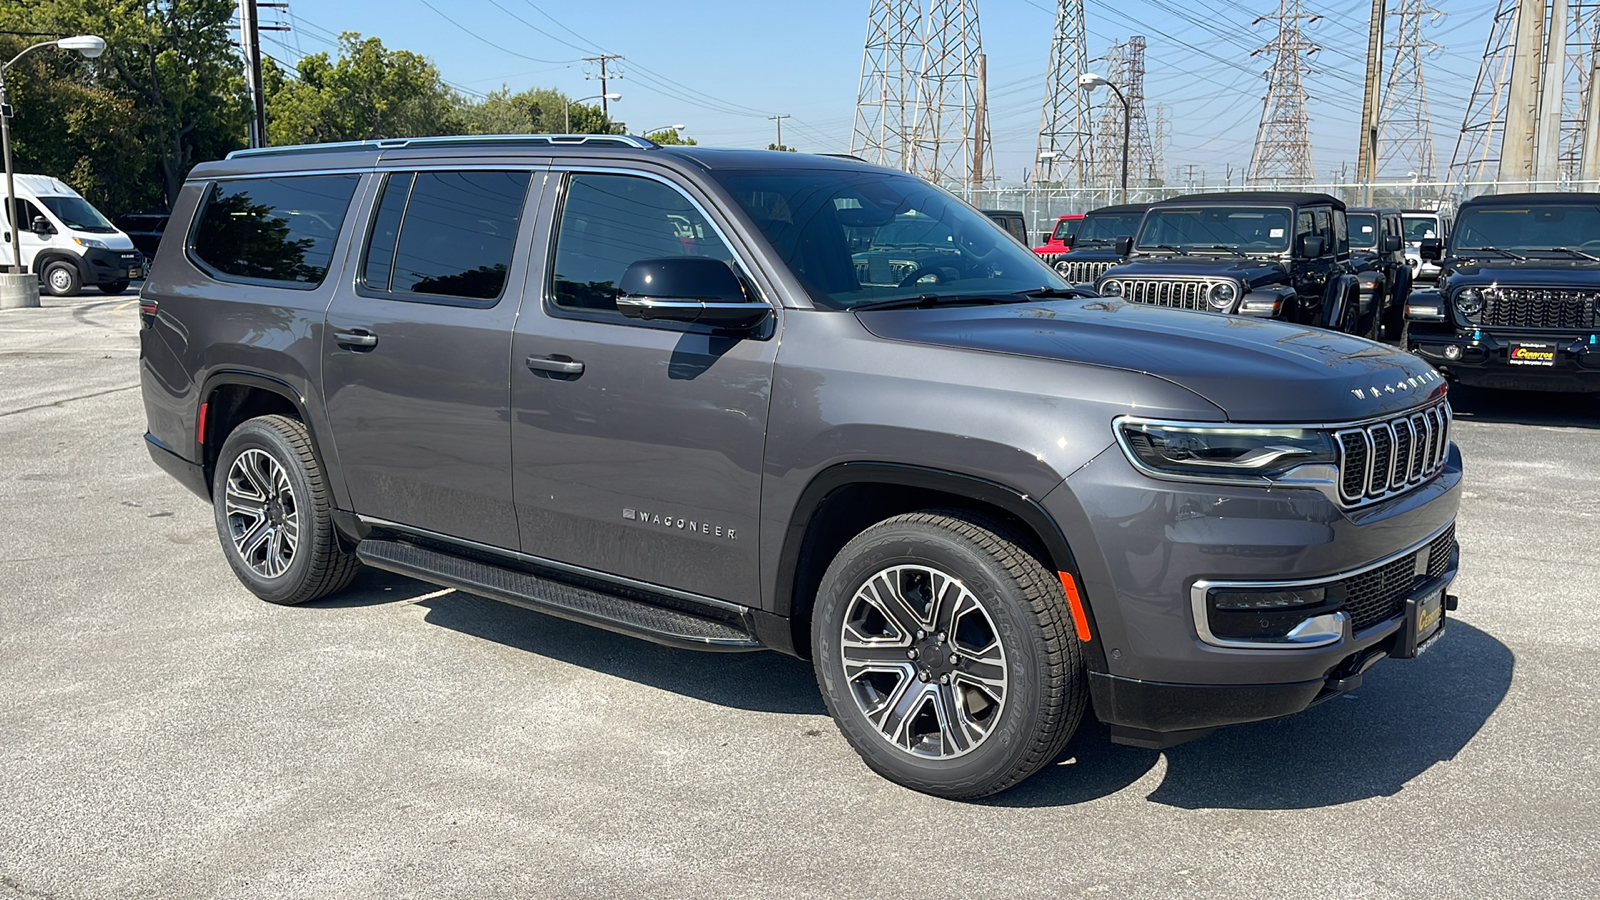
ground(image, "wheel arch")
xmin=33 ymin=250 xmax=87 ymax=283
xmin=774 ymin=462 xmax=1106 ymax=670
xmin=197 ymin=371 xmax=324 ymax=499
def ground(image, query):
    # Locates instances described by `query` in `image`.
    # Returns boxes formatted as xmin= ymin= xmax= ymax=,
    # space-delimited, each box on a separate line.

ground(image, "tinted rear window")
xmin=190 ymin=175 xmax=359 ymax=286
xmin=361 ymin=170 xmax=532 ymax=303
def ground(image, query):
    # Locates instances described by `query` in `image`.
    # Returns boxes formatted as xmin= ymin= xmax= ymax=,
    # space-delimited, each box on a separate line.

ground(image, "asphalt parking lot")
xmin=2 ymin=293 xmax=1597 ymax=899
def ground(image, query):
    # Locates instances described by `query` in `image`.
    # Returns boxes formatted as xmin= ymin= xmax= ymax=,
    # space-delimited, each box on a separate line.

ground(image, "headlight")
xmin=1117 ymin=420 xmax=1337 ymax=480
xmin=1455 ymin=287 xmax=1483 ymax=315
xmin=1100 ymin=279 xmax=1124 ymax=296
xmin=73 ymin=237 xmax=108 ymax=249
xmin=1207 ymin=281 xmax=1239 ymax=310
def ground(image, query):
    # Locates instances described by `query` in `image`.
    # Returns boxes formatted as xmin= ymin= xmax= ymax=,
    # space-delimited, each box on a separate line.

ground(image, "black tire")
xmin=98 ymin=280 xmax=130 ymax=295
xmin=41 ymin=260 xmax=81 ymax=297
xmin=212 ymin=414 xmax=359 ymax=605
xmin=811 ymin=510 xmax=1087 ymax=799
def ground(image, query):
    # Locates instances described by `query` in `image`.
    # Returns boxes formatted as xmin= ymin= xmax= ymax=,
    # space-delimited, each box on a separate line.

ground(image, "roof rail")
xmin=226 ymin=133 xmax=660 ymax=160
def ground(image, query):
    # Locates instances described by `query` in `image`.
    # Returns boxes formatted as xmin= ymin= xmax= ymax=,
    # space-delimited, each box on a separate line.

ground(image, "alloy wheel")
xmin=838 ymin=564 xmax=1008 ymax=759
xmin=224 ymin=448 xmax=299 ymax=578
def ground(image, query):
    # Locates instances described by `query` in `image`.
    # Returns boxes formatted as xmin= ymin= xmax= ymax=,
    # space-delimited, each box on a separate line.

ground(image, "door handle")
xmin=526 ymin=354 xmax=584 ymax=375
xmin=334 ymin=329 xmax=379 ymax=349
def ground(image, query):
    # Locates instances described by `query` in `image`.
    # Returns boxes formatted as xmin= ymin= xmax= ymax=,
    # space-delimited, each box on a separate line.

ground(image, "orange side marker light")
xmin=1058 ymin=571 xmax=1093 ymax=643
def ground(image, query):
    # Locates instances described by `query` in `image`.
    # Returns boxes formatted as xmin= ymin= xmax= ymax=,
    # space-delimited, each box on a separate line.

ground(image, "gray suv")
xmin=139 ymin=135 xmax=1462 ymax=799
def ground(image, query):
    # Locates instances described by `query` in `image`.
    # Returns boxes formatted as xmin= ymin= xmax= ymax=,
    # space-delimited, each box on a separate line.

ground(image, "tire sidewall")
xmin=212 ymin=419 xmax=324 ymax=604
xmin=43 ymin=261 xmax=81 ymax=297
xmin=812 ymin=522 xmax=1055 ymax=794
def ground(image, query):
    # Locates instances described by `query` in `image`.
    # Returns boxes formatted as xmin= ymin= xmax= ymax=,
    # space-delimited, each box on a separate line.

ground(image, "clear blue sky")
xmin=268 ymin=0 xmax=1500 ymax=185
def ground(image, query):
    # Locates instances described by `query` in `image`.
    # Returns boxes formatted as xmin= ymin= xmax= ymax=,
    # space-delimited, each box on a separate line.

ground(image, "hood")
xmin=1059 ymin=245 xmax=1124 ymax=262
xmin=1443 ymin=259 xmax=1600 ymax=289
xmin=1108 ymin=255 xmax=1288 ymax=286
xmin=855 ymin=299 xmax=1445 ymax=423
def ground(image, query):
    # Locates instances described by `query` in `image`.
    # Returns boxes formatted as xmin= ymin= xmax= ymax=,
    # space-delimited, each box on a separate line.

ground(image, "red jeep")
xmin=1032 ymin=214 xmax=1084 ymax=261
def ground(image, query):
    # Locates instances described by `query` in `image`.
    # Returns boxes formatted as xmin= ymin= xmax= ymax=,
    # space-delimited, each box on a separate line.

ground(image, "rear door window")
xmin=190 ymin=175 xmax=360 ymax=287
xmin=360 ymin=170 xmax=533 ymax=305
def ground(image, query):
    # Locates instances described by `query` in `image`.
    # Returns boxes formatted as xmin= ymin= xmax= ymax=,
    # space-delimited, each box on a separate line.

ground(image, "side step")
xmin=356 ymin=539 xmax=764 ymax=652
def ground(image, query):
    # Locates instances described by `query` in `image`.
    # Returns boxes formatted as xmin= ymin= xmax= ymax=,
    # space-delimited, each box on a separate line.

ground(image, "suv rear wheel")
xmin=212 ymin=414 xmax=359 ymax=605
xmin=811 ymin=511 xmax=1087 ymax=799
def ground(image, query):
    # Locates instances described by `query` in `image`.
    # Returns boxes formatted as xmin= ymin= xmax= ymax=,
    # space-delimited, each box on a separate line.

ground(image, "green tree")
xmin=456 ymin=86 xmax=614 ymax=135
xmin=265 ymin=33 xmax=462 ymax=145
xmin=767 ymin=143 xmax=798 ymax=152
xmin=645 ymin=129 xmax=696 ymax=146
xmin=0 ymin=0 xmax=247 ymax=211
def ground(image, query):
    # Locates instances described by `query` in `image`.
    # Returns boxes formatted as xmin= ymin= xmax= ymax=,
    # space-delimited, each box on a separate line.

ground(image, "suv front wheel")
xmin=811 ymin=511 xmax=1087 ymax=799
xmin=211 ymin=414 xmax=359 ymax=605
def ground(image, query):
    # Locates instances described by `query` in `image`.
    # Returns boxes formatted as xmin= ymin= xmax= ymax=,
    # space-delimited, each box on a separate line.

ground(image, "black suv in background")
xmin=1407 ymin=191 xmax=1600 ymax=391
xmin=139 ymin=136 xmax=1460 ymax=799
xmin=1348 ymin=207 xmax=1411 ymax=339
xmin=1097 ymin=192 xmax=1364 ymax=333
xmin=1051 ymin=203 xmax=1148 ymax=286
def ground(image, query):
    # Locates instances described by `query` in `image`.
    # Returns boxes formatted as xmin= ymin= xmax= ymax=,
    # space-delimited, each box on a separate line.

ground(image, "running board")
xmin=356 ymin=539 xmax=764 ymax=652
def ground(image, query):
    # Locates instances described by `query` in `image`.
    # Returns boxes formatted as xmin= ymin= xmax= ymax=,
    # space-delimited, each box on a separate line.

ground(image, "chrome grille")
xmin=1472 ymin=286 xmax=1600 ymax=330
xmin=1036 ymin=252 xmax=1066 ymax=268
xmin=1335 ymin=400 xmax=1452 ymax=505
xmin=1054 ymin=258 xmax=1117 ymax=284
xmin=1103 ymin=277 xmax=1231 ymax=312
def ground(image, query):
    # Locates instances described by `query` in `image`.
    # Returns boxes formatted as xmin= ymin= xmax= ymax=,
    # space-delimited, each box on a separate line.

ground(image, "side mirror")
xmin=1299 ymin=234 xmax=1326 ymax=258
xmin=1113 ymin=236 xmax=1134 ymax=257
xmin=1420 ymin=238 xmax=1443 ymax=261
xmin=1384 ymin=234 xmax=1402 ymax=253
xmin=615 ymin=257 xmax=770 ymax=329
xmin=30 ymin=216 xmax=55 ymax=236
xmin=1061 ymin=233 xmax=1076 ymax=250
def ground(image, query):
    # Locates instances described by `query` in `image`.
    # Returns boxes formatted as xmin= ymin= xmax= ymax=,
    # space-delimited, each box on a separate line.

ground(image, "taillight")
xmin=138 ymin=297 xmax=159 ymax=326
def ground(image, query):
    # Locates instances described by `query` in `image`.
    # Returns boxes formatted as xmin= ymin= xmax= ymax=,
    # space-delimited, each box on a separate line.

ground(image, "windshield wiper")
xmin=1197 ymin=245 xmax=1248 ymax=257
xmin=1144 ymin=244 xmax=1189 ymax=256
xmin=1016 ymin=287 xmax=1094 ymax=299
xmin=850 ymin=293 xmax=1032 ymax=312
xmin=1545 ymin=247 xmax=1600 ymax=261
xmin=1456 ymin=246 xmax=1526 ymax=261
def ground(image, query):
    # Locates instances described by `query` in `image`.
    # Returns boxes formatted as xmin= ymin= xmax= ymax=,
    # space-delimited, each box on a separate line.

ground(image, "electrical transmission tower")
xmin=1450 ymin=2 xmax=1600 ymax=188
xmin=1248 ymin=0 xmax=1318 ymax=186
xmin=1125 ymin=36 xmax=1156 ymax=186
xmin=1032 ymin=0 xmax=1091 ymax=185
xmin=910 ymin=0 xmax=994 ymax=188
xmin=1089 ymin=40 xmax=1127 ymax=191
xmin=851 ymin=0 xmax=922 ymax=169
xmin=1378 ymin=0 xmax=1441 ymax=181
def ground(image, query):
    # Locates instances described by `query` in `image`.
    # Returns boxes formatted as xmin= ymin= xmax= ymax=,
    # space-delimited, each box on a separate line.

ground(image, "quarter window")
xmin=361 ymin=170 xmax=532 ymax=303
xmin=550 ymin=173 xmax=736 ymax=312
xmin=191 ymin=175 xmax=359 ymax=286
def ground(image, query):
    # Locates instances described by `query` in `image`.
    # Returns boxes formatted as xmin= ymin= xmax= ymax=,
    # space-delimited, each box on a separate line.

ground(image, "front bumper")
xmin=1410 ymin=329 xmax=1600 ymax=392
xmin=81 ymin=247 xmax=145 ymax=285
xmin=1046 ymin=439 xmax=1462 ymax=746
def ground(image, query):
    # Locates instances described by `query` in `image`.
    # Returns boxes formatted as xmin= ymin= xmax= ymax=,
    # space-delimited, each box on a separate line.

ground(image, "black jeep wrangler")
xmin=1051 ymin=203 xmax=1148 ymax=286
xmin=1407 ymin=191 xmax=1600 ymax=391
xmin=1097 ymin=192 xmax=1363 ymax=333
xmin=1348 ymin=206 xmax=1412 ymax=339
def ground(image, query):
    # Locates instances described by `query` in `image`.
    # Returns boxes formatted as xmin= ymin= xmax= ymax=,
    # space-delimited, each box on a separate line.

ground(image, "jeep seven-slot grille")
xmin=1336 ymin=524 xmax=1456 ymax=632
xmin=1473 ymin=287 xmax=1600 ymax=330
xmin=1111 ymin=278 xmax=1213 ymax=311
xmin=1335 ymin=401 xmax=1451 ymax=505
xmin=1054 ymin=258 xmax=1118 ymax=284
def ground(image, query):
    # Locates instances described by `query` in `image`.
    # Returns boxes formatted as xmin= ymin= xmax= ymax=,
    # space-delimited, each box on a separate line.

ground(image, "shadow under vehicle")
xmin=1096 ymin=191 xmax=1365 ymax=334
xmin=1049 ymin=203 xmax=1149 ymax=286
xmin=1407 ymin=191 xmax=1600 ymax=392
xmin=1347 ymin=206 xmax=1412 ymax=340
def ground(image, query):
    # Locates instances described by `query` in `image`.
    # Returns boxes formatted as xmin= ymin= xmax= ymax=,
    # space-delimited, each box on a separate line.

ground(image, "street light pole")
xmin=1077 ymin=72 xmax=1130 ymax=206
xmin=1 ymin=36 xmax=106 ymax=289
xmin=565 ymin=93 xmax=621 ymax=133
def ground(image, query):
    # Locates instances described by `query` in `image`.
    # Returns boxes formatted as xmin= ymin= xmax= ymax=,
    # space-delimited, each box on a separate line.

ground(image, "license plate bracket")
xmin=1508 ymin=341 xmax=1557 ymax=367
xmin=1395 ymin=588 xmax=1446 ymax=659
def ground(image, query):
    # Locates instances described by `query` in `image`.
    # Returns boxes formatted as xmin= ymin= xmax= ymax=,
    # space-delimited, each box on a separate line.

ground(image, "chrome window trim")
xmin=355 ymin=515 xmax=750 ymax=614
xmin=1189 ymin=519 xmax=1458 ymax=650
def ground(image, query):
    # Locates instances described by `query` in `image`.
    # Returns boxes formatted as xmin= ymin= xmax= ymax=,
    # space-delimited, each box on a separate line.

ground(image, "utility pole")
xmin=1502 ymin=0 xmax=1548 ymax=185
xmin=584 ymin=54 xmax=624 ymax=117
xmin=1248 ymin=0 xmax=1319 ymax=186
xmin=1356 ymin=0 xmax=1387 ymax=205
xmin=240 ymin=0 xmax=265 ymax=148
xmin=971 ymin=53 xmax=990 ymax=185
xmin=1535 ymin=0 xmax=1570 ymax=188
xmin=769 ymin=114 xmax=791 ymax=150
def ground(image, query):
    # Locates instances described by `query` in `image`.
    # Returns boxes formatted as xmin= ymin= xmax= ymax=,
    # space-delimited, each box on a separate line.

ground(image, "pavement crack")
xmin=0 ymin=874 xmax=57 ymax=900
xmin=0 ymin=385 xmax=139 ymax=419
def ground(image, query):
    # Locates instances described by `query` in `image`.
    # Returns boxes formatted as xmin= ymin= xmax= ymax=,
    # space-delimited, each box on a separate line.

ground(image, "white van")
xmin=1 ymin=174 xmax=144 ymax=296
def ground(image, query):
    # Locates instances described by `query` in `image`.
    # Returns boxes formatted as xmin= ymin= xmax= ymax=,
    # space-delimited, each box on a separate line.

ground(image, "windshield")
xmin=1049 ymin=217 xmax=1082 ymax=243
xmin=1402 ymin=215 xmax=1440 ymax=242
xmin=1137 ymin=206 xmax=1291 ymax=252
xmin=1075 ymin=210 xmax=1146 ymax=246
xmin=717 ymin=169 xmax=1067 ymax=310
xmin=1348 ymin=213 xmax=1379 ymax=249
xmin=1451 ymin=204 xmax=1600 ymax=253
xmin=38 ymin=196 xmax=116 ymax=233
